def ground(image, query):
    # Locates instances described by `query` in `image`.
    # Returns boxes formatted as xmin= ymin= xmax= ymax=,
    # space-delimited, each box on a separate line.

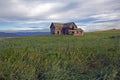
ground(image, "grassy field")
xmin=0 ymin=29 xmax=120 ymax=80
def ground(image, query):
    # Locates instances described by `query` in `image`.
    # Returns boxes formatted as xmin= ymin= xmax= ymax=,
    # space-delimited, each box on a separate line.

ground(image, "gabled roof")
xmin=64 ymin=22 xmax=77 ymax=28
xmin=64 ymin=22 xmax=75 ymax=26
xmin=50 ymin=22 xmax=77 ymax=28
xmin=50 ymin=23 xmax=64 ymax=28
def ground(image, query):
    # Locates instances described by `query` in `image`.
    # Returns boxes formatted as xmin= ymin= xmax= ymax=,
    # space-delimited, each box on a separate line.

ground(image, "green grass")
xmin=0 ymin=30 xmax=120 ymax=80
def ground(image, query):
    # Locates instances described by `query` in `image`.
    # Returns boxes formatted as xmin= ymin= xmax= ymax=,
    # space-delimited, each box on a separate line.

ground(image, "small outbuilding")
xmin=50 ymin=22 xmax=84 ymax=36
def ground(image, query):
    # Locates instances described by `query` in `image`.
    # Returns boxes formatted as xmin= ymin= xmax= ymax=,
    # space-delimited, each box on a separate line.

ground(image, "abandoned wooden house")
xmin=50 ymin=22 xmax=84 ymax=36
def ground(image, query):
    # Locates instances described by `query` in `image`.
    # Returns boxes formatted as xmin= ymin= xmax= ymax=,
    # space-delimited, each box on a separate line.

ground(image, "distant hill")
xmin=0 ymin=32 xmax=50 ymax=37
xmin=0 ymin=32 xmax=18 ymax=37
xmin=15 ymin=32 xmax=50 ymax=36
xmin=0 ymin=29 xmax=119 ymax=37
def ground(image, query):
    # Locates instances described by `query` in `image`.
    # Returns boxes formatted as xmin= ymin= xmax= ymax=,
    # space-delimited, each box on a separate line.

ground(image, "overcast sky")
xmin=0 ymin=0 xmax=120 ymax=32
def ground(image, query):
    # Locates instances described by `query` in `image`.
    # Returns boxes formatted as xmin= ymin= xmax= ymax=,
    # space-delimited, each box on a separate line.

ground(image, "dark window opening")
xmin=72 ymin=32 xmax=74 ymax=34
xmin=72 ymin=26 xmax=74 ymax=30
xmin=57 ymin=31 xmax=60 ymax=34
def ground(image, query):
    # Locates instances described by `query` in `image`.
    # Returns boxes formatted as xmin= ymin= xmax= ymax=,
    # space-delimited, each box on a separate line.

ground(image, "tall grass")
xmin=0 ymin=30 xmax=120 ymax=80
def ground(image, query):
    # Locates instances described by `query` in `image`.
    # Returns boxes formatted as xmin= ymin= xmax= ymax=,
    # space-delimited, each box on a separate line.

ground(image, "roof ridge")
xmin=52 ymin=22 xmax=64 ymax=24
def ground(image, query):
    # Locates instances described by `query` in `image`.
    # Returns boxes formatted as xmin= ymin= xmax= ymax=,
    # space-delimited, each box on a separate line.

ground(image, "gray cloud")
xmin=0 ymin=0 xmax=120 ymax=32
